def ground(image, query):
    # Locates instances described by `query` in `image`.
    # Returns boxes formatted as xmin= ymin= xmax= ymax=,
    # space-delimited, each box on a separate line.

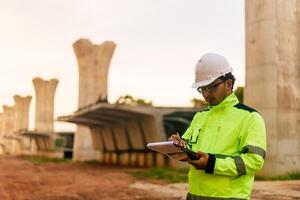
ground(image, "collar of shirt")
xmin=209 ymin=92 xmax=239 ymax=112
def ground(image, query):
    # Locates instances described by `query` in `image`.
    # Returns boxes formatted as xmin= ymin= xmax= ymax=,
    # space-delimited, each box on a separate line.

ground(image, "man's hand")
xmin=168 ymin=134 xmax=187 ymax=147
xmin=188 ymin=151 xmax=209 ymax=170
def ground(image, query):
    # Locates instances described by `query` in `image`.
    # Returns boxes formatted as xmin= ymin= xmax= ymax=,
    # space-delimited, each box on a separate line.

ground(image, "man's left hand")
xmin=188 ymin=151 xmax=209 ymax=170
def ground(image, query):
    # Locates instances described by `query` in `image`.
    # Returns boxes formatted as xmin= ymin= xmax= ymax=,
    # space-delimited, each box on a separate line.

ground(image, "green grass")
xmin=255 ymin=172 xmax=300 ymax=181
xmin=130 ymin=167 xmax=300 ymax=182
xmin=28 ymin=156 xmax=72 ymax=164
xmin=84 ymin=160 xmax=102 ymax=164
xmin=26 ymin=156 xmax=300 ymax=182
xmin=130 ymin=167 xmax=189 ymax=183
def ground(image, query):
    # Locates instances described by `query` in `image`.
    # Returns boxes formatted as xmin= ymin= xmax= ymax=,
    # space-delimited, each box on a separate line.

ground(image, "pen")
xmin=176 ymin=132 xmax=181 ymax=138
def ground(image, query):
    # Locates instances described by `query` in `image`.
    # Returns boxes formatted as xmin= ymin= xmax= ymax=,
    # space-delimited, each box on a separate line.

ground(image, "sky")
xmin=0 ymin=0 xmax=245 ymax=131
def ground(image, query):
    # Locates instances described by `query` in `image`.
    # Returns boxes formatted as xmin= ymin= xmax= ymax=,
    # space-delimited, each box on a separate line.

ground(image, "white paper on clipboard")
xmin=147 ymin=141 xmax=188 ymax=161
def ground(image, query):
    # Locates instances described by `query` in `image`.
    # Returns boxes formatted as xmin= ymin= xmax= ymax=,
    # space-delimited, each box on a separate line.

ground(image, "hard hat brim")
xmin=191 ymin=79 xmax=215 ymax=88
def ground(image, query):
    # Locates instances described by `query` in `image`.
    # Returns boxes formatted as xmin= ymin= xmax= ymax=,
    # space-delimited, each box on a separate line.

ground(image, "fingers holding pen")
xmin=168 ymin=133 xmax=187 ymax=147
xmin=168 ymin=134 xmax=181 ymax=141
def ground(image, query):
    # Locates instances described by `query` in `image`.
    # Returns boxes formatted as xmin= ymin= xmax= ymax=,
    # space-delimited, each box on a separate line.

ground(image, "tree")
xmin=191 ymin=98 xmax=208 ymax=108
xmin=234 ymin=86 xmax=244 ymax=103
xmin=115 ymin=95 xmax=152 ymax=106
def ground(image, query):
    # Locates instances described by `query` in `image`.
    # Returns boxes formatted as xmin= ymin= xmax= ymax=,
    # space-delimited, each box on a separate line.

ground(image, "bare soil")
xmin=0 ymin=156 xmax=299 ymax=200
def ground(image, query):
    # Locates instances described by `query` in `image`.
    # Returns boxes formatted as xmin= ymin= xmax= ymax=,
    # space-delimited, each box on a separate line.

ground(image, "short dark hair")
xmin=219 ymin=73 xmax=235 ymax=90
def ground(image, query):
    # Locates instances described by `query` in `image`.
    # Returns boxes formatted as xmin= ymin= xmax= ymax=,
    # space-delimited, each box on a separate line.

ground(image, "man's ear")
xmin=226 ymin=79 xmax=233 ymax=92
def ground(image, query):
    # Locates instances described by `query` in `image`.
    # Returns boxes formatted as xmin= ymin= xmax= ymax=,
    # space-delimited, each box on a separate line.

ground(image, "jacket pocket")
xmin=189 ymin=127 xmax=201 ymax=144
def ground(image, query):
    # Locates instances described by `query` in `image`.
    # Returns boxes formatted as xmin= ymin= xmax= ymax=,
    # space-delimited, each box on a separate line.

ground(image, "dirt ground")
xmin=0 ymin=156 xmax=299 ymax=200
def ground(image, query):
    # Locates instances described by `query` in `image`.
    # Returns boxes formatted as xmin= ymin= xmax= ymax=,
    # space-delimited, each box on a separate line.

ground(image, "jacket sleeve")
xmin=206 ymin=112 xmax=267 ymax=177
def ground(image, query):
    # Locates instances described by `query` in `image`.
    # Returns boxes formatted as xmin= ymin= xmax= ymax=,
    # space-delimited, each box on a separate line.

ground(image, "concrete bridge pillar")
xmin=13 ymin=95 xmax=32 ymax=131
xmin=32 ymin=78 xmax=58 ymax=133
xmin=0 ymin=113 xmax=4 ymax=137
xmin=32 ymin=78 xmax=58 ymax=152
xmin=13 ymin=95 xmax=32 ymax=154
xmin=72 ymin=39 xmax=116 ymax=161
xmin=73 ymin=39 xmax=116 ymax=106
xmin=245 ymin=0 xmax=300 ymax=175
xmin=3 ymin=105 xmax=15 ymax=136
xmin=2 ymin=105 xmax=15 ymax=154
xmin=0 ymin=113 xmax=4 ymax=154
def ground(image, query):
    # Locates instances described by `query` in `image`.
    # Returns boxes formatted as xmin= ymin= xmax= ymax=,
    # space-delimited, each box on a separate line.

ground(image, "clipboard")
xmin=147 ymin=141 xmax=199 ymax=161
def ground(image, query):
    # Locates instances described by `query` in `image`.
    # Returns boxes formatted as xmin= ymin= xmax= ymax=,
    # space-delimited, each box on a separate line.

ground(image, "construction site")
xmin=0 ymin=0 xmax=300 ymax=199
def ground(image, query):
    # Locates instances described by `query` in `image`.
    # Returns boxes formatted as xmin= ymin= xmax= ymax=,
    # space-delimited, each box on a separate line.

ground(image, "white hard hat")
xmin=191 ymin=53 xmax=233 ymax=88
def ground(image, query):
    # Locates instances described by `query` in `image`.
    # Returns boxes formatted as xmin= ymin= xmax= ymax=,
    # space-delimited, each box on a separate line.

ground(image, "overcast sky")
xmin=0 ymin=0 xmax=245 ymax=131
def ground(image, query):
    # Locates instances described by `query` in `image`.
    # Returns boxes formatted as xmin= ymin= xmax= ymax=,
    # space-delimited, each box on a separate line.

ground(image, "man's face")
xmin=197 ymin=78 xmax=232 ymax=106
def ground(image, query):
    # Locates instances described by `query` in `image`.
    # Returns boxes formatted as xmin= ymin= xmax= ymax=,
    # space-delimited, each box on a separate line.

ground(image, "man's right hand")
xmin=168 ymin=134 xmax=187 ymax=148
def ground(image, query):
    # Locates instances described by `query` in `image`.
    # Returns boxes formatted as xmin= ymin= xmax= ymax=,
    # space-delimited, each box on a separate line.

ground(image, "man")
xmin=169 ymin=53 xmax=267 ymax=200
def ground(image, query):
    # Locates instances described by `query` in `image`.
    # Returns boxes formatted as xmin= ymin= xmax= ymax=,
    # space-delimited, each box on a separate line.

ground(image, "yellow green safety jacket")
xmin=182 ymin=93 xmax=266 ymax=200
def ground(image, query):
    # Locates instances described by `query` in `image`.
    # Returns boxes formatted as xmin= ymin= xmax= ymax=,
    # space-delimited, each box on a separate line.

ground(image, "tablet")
xmin=147 ymin=141 xmax=199 ymax=161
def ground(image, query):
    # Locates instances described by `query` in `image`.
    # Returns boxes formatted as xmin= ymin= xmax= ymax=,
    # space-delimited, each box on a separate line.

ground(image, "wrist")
xmin=205 ymin=153 xmax=216 ymax=174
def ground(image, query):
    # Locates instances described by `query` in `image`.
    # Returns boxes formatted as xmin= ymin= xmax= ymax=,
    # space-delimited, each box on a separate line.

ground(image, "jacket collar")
xmin=209 ymin=92 xmax=239 ymax=112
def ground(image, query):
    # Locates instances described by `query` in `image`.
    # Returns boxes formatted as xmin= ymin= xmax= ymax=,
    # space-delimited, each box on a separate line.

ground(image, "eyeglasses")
xmin=197 ymin=80 xmax=226 ymax=94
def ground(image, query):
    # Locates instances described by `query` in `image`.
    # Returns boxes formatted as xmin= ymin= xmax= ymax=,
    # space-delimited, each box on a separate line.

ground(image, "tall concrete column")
xmin=0 ymin=113 xmax=4 ymax=154
xmin=0 ymin=112 xmax=5 ymax=154
xmin=73 ymin=39 xmax=116 ymax=106
xmin=13 ymin=95 xmax=32 ymax=131
xmin=2 ymin=105 xmax=15 ymax=136
xmin=245 ymin=0 xmax=300 ymax=175
xmin=0 ymin=113 xmax=4 ymax=137
xmin=13 ymin=95 xmax=32 ymax=154
xmin=2 ymin=105 xmax=15 ymax=154
xmin=72 ymin=39 xmax=116 ymax=161
xmin=33 ymin=78 xmax=58 ymax=133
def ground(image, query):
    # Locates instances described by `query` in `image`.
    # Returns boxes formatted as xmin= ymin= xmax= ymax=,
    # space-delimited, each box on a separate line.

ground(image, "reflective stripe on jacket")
xmin=182 ymin=93 xmax=267 ymax=200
